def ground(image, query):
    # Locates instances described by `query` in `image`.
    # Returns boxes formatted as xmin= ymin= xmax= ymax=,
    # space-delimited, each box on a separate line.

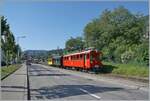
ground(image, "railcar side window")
xmin=91 ymin=53 xmax=101 ymax=61
xmin=84 ymin=54 xmax=86 ymax=60
xmin=77 ymin=55 xmax=79 ymax=60
xmin=75 ymin=55 xmax=77 ymax=60
xmin=80 ymin=54 xmax=82 ymax=59
xmin=71 ymin=56 xmax=73 ymax=60
xmin=87 ymin=54 xmax=89 ymax=59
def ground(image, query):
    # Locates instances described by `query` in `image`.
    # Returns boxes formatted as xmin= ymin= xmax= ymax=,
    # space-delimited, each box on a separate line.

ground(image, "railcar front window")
xmin=90 ymin=53 xmax=101 ymax=61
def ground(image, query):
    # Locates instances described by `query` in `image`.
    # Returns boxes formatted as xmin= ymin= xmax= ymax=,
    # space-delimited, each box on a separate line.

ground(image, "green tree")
xmin=65 ymin=36 xmax=85 ymax=51
xmin=1 ymin=16 xmax=21 ymax=65
xmin=83 ymin=6 xmax=149 ymax=65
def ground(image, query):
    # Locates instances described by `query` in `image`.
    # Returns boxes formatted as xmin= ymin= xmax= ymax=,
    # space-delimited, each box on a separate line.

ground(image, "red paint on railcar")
xmin=63 ymin=50 xmax=103 ymax=70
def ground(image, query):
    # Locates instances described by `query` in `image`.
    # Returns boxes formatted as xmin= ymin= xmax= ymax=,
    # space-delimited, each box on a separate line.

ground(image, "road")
xmin=1 ymin=64 xmax=149 ymax=100
xmin=28 ymin=64 xmax=149 ymax=100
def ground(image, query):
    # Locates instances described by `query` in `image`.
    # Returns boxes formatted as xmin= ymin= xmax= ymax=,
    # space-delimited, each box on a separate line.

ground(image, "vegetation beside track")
xmin=102 ymin=62 xmax=149 ymax=78
xmin=1 ymin=64 xmax=22 ymax=80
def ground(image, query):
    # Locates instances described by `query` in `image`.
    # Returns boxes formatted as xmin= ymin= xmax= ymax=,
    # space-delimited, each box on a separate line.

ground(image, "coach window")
xmin=71 ymin=56 xmax=72 ymax=60
xmin=77 ymin=55 xmax=79 ymax=60
xmin=84 ymin=54 xmax=86 ymax=60
xmin=76 ymin=55 xmax=77 ymax=60
xmin=87 ymin=54 xmax=89 ymax=59
xmin=80 ymin=54 xmax=82 ymax=59
xmin=74 ymin=55 xmax=76 ymax=60
xmin=72 ymin=55 xmax=74 ymax=60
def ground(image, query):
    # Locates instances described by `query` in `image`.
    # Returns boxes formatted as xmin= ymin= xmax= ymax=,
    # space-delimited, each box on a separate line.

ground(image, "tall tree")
xmin=65 ymin=37 xmax=85 ymax=51
xmin=1 ymin=16 xmax=21 ymax=65
xmin=83 ymin=6 xmax=149 ymax=65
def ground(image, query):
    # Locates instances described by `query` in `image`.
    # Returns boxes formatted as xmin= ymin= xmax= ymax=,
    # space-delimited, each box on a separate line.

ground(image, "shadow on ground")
xmin=1 ymin=85 xmax=26 ymax=89
xmin=100 ymin=65 xmax=118 ymax=73
xmin=28 ymin=65 xmax=68 ymax=76
xmin=1 ymin=85 xmax=26 ymax=93
xmin=29 ymin=73 xmax=70 ymax=76
xmin=30 ymin=85 xmax=123 ymax=100
xmin=1 ymin=85 xmax=123 ymax=100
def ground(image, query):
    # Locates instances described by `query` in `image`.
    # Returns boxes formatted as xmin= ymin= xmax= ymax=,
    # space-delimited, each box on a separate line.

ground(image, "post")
xmin=16 ymin=36 xmax=26 ymax=63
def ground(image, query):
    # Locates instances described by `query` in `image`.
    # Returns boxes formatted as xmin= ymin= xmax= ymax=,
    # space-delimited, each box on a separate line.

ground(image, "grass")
xmin=102 ymin=62 xmax=149 ymax=77
xmin=1 ymin=64 xmax=22 ymax=80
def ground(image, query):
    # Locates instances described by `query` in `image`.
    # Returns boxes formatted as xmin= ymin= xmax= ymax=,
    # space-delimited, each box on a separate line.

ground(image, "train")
xmin=47 ymin=58 xmax=52 ymax=65
xmin=48 ymin=49 xmax=103 ymax=73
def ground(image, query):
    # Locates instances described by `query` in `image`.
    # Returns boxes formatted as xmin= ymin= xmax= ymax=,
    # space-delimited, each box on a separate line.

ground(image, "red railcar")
xmin=63 ymin=50 xmax=103 ymax=71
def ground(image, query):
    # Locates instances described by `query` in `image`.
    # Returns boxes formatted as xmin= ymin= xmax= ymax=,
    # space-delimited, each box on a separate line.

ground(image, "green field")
xmin=1 ymin=64 xmax=22 ymax=80
xmin=102 ymin=62 xmax=149 ymax=77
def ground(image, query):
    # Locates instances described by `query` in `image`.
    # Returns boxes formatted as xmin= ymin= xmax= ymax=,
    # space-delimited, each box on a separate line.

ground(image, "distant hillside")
xmin=23 ymin=50 xmax=49 ymax=59
xmin=24 ymin=50 xmax=48 ymax=55
xmin=23 ymin=49 xmax=64 ymax=60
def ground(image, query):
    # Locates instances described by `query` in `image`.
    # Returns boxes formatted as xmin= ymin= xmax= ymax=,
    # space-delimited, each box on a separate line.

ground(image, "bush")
xmin=103 ymin=62 xmax=149 ymax=77
xmin=113 ymin=45 xmax=127 ymax=62
xmin=121 ymin=50 xmax=134 ymax=63
xmin=133 ymin=42 xmax=149 ymax=66
xmin=106 ymin=62 xmax=149 ymax=77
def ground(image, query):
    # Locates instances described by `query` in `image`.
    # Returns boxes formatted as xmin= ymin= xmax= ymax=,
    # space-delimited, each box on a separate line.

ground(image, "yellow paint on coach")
xmin=48 ymin=58 xmax=52 ymax=65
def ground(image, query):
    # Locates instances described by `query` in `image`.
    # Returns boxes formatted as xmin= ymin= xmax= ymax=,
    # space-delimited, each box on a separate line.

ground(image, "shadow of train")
xmin=30 ymin=85 xmax=123 ymax=100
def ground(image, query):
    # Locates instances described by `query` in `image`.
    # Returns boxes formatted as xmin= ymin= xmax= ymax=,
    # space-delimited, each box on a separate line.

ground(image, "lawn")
xmin=1 ymin=64 xmax=22 ymax=80
xmin=102 ymin=62 xmax=149 ymax=77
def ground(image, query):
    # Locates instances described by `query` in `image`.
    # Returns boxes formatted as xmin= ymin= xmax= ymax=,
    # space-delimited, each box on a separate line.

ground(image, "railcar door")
xmin=84 ymin=54 xmax=90 ymax=69
xmin=84 ymin=54 xmax=86 ymax=68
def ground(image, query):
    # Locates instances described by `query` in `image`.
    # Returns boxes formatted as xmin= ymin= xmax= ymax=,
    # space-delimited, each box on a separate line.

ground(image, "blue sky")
xmin=2 ymin=1 xmax=149 ymax=50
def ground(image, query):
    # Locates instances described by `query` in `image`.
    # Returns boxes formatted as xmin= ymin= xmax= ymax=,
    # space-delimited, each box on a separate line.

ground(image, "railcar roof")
xmin=63 ymin=50 xmax=94 ymax=57
xmin=52 ymin=56 xmax=62 ymax=59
